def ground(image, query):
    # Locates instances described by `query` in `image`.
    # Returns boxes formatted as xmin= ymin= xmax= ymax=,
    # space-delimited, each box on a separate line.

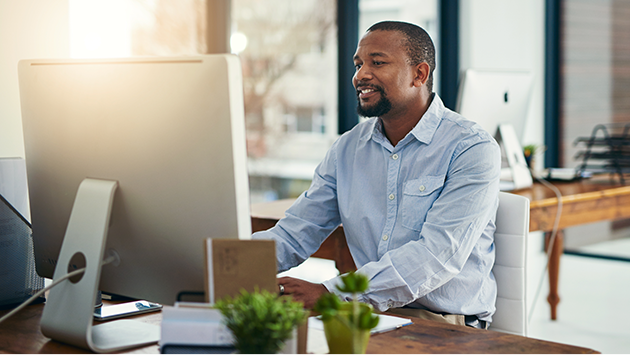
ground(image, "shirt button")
xmin=392 ymin=154 xmax=399 ymax=160
xmin=388 ymin=194 xmax=395 ymax=200
xmin=382 ymin=235 xmax=389 ymax=241
xmin=387 ymin=303 xmax=393 ymax=308
xmin=419 ymin=185 xmax=426 ymax=192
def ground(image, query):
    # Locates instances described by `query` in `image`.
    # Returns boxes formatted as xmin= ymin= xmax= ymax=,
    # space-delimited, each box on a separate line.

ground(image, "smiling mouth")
xmin=359 ymin=87 xmax=376 ymax=94
xmin=357 ymin=86 xmax=382 ymax=99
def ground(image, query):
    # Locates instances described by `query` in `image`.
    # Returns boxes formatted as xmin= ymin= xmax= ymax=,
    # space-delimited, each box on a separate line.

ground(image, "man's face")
xmin=352 ymin=30 xmax=417 ymax=118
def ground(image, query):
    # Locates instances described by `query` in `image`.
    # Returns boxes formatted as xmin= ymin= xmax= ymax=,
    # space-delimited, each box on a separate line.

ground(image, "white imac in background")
xmin=18 ymin=55 xmax=251 ymax=352
xmin=456 ymin=69 xmax=534 ymax=190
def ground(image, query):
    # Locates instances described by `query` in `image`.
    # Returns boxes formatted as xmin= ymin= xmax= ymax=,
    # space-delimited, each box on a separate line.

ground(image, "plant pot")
xmin=322 ymin=303 xmax=372 ymax=354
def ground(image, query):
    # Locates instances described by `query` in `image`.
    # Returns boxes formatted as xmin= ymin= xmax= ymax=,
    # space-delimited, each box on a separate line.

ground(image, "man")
xmin=253 ymin=21 xmax=501 ymax=329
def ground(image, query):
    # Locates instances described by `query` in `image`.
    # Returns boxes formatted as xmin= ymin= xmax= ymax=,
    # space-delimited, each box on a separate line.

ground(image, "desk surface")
xmin=0 ymin=301 xmax=161 ymax=354
xmin=514 ymin=178 xmax=630 ymax=232
xmin=0 ymin=302 xmax=598 ymax=354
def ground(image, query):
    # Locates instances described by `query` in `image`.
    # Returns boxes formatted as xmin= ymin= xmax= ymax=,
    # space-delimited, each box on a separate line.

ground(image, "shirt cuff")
xmin=322 ymin=277 xmax=401 ymax=312
xmin=321 ymin=277 xmax=351 ymax=301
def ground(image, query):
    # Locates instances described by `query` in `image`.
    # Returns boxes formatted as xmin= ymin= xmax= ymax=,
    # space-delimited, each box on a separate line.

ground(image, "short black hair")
xmin=367 ymin=21 xmax=436 ymax=93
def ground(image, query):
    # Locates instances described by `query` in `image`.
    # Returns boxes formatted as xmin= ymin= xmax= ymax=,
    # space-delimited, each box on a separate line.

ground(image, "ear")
xmin=412 ymin=62 xmax=431 ymax=88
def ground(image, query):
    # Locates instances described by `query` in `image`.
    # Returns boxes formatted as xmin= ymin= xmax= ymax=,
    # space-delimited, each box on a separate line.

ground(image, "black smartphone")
xmin=93 ymin=300 xmax=162 ymax=321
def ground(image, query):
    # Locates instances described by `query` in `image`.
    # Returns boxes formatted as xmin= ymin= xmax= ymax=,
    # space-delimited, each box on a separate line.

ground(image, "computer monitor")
xmin=456 ymin=69 xmax=534 ymax=190
xmin=18 ymin=55 xmax=251 ymax=351
xmin=456 ymin=69 xmax=533 ymax=143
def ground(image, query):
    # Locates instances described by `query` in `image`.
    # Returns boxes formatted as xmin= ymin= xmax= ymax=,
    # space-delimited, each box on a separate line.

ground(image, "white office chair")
xmin=489 ymin=192 xmax=530 ymax=336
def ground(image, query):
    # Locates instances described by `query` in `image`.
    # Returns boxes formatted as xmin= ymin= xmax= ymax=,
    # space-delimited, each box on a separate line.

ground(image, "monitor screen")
xmin=456 ymin=69 xmax=534 ymax=190
xmin=455 ymin=69 xmax=533 ymax=144
xmin=18 ymin=55 xmax=251 ymax=305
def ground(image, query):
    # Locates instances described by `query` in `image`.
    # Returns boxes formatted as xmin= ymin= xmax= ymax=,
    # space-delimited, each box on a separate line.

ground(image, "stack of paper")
xmin=160 ymin=302 xmax=298 ymax=354
xmin=160 ymin=303 xmax=233 ymax=352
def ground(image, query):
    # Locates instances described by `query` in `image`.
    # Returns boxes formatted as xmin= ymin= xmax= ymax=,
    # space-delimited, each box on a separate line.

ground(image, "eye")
xmin=354 ymin=63 xmax=362 ymax=70
xmin=373 ymin=61 xmax=384 ymax=66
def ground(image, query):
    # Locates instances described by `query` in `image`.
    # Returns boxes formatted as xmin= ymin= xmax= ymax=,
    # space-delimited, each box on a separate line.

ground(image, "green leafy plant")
xmin=313 ymin=272 xmax=379 ymax=354
xmin=523 ymin=144 xmax=545 ymax=169
xmin=214 ymin=288 xmax=307 ymax=354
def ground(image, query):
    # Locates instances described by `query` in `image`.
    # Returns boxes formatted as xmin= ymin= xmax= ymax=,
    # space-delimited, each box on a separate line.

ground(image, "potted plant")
xmin=214 ymin=288 xmax=307 ymax=354
xmin=523 ymin=144 xmax=545 ymax=169
xmin=314 ymin=272 xmax=379 ymax=354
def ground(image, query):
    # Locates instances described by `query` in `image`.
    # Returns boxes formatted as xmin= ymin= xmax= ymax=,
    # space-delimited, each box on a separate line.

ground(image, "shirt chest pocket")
xmin=401 ymin=176 xmax=445 ymax=232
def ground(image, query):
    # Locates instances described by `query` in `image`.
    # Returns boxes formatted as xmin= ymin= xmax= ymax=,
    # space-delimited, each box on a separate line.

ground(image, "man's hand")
xmin=277 ymin=276 xmax=329 ymax=309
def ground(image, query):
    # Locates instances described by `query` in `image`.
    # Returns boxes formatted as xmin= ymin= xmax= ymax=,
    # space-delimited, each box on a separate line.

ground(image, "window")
xmin=243 ymin=0 xmax=439 ymax=202
xmin=232 ymin=0 xmax=338 ymax=202
xmin=69 ymin=0 xmax=205 ymax=58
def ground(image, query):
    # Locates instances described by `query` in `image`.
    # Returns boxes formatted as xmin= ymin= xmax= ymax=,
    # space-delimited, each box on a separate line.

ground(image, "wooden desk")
xmin=0 ymin=301 xmax=161 ymax=354
xmin=513 ymin=179 xmax=630 ymax=320
xmin=367 ymin=316 xmax=598 ymax=354
xmin=251 ymin=179 xmax=630 ymax=321
xmin=0 ymin=303 xmax=598 ymax=354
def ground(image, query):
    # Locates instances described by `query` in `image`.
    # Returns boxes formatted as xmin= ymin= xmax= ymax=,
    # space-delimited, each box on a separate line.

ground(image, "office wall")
xmin=0 ymin=0 xmax=69 ymax=158
xmin=459 ymin=0 xmax=545 ymax=167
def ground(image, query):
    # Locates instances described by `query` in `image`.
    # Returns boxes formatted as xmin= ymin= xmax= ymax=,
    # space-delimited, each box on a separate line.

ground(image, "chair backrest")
xmin=489 ymin=192 xmax=530 ymax=336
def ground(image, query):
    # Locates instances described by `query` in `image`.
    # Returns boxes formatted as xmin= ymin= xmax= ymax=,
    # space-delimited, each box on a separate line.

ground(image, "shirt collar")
xmin=408 ymin=93 xmax=444 ymax=145
xmin=363 ymin=93 xmax=446 ymax=147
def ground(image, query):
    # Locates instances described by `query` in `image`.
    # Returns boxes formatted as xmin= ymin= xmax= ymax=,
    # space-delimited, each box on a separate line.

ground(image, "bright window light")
xmin=69 ymin=0 xmax=134 ymax=58
xmin=230 ymin=32 xmax=248 ymax=54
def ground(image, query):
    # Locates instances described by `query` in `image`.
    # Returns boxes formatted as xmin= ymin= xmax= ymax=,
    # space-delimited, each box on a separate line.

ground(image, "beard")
xmin=356 ymin=89 xmax=392 ymax=118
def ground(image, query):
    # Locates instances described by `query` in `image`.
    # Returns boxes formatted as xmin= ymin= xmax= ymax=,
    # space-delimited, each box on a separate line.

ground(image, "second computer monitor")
xmin=456 ymin=68 xmax=533 ymax=143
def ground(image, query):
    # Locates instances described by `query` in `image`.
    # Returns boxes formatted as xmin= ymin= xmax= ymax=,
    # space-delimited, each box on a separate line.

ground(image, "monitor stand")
xmin=496 ymin=123 xmax=533 ymax=191
xmin=40 ymin=178 xmax=160 ymax=353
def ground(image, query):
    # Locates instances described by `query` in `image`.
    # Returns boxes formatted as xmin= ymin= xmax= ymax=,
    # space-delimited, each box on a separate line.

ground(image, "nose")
xmin=353 ymin=65 xmax=372 ymax=86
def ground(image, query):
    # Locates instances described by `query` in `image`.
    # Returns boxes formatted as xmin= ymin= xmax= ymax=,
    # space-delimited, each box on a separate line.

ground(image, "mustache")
xmin=355 ymin=82 xmax=385 ymax=95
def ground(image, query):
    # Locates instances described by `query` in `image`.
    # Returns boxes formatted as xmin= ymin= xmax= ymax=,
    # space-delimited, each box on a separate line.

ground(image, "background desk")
xmin=251 ymin=179 xmax=630 ymax=321
xmin=0 ymin=301 xmax=598 ymax=354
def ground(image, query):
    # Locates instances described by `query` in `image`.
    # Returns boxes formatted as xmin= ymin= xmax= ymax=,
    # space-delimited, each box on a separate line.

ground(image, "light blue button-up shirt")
xmin=253 ymin=94 xmax=501 ymax=322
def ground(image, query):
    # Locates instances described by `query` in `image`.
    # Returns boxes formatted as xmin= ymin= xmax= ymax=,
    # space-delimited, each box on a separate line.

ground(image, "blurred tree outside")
xmin=232 ymin=0 xmax=337 ymax=160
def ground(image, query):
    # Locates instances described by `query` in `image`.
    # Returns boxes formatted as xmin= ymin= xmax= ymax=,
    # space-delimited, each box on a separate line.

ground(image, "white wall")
xmin=459 ymin=0 xmax=545 ymax=168
xmin=0 ymin=0 xmax=69 ymax=158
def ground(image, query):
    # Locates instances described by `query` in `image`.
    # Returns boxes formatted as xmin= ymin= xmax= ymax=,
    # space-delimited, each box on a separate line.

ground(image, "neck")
xmin=381 ymin=93 xmax=433 ymax=146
